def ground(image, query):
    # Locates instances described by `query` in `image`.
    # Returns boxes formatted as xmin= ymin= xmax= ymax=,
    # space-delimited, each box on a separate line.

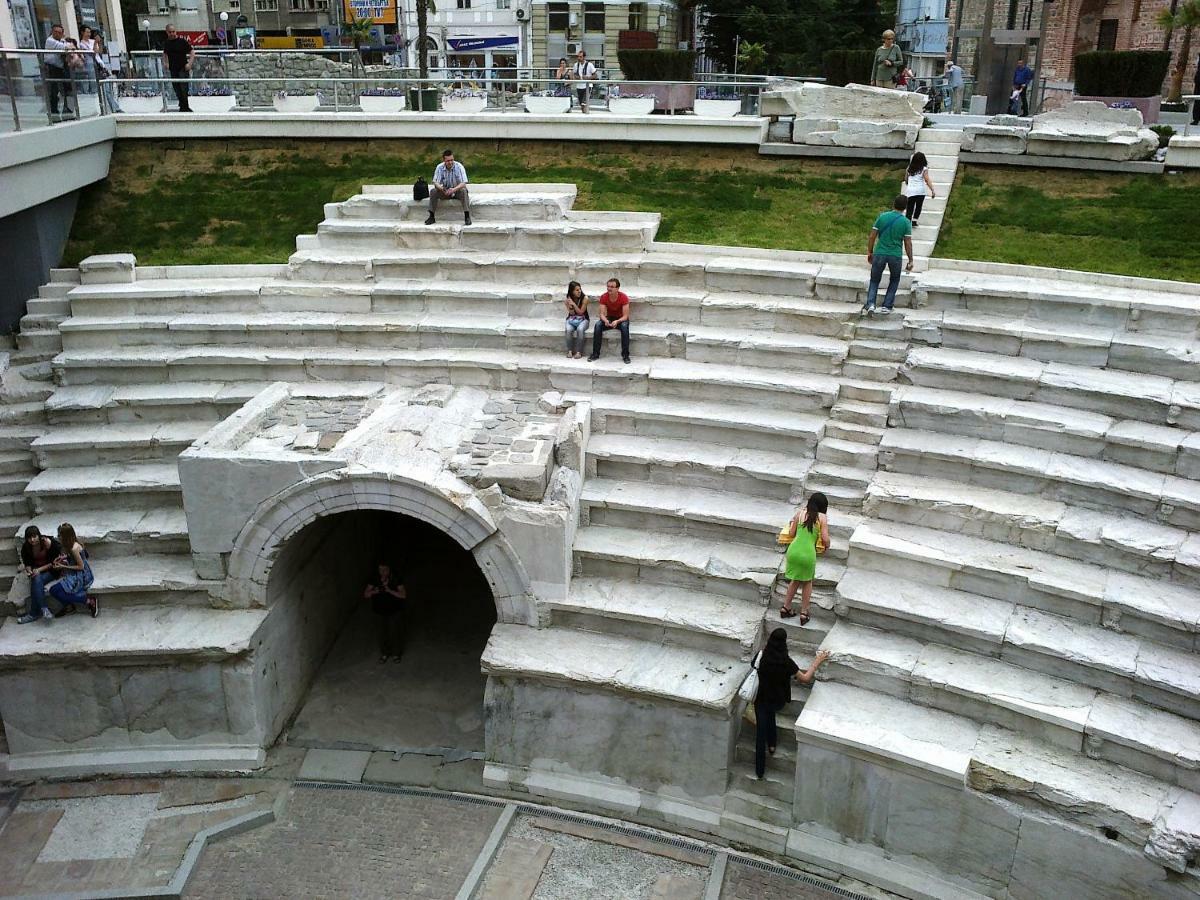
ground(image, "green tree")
xmin=416 ymin=0 xmax=437 ymax=80
xmin=1158 ymin=0 xmax=1200 ymax=103
xmin=737 ymin=40 xmax=768 ymax=74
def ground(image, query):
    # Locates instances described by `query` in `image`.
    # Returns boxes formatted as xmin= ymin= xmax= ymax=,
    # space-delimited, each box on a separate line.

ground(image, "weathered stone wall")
xmin=224 ymin=52 xmax=409 ymax=108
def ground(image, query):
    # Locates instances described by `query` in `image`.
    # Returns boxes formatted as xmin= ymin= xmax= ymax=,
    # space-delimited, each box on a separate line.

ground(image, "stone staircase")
xmin=908 ymin=127 xmax=962 ymax=260
xmin=796 ymin=265 xmax=1200 ymax=894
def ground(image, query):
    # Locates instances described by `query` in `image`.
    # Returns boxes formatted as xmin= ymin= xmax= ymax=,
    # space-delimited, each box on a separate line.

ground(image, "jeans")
xmin=27 ymin=572 xmax=51 ymax=616
xmin=375 ymin=610 xmax=406 ymax=658
xmin=591 ymin=320 xmax=630 ymax=358
xmin=866 ymin=254 xmax=902 ymax=310
xmin=575 ymin=87 xmax=589 ymax=110
xmin=429 ymin=185 xmax=470 ymax=214
xmin=951 ymin=86 xmax=963 ymax=114
xmin=754 ymin=698 xmax=782 ymax=778
xmin=46 ymin=64 xmax=73 ymax=114
xmin=100 ymin=78 xmax=122 ymax=112
xmin=565 ymin=318 xmax=588 ymax=353
xmin=170 ymin=67 xmax=190 ymax=111
xmin=904 ymin=194 xmax=925 ymax=223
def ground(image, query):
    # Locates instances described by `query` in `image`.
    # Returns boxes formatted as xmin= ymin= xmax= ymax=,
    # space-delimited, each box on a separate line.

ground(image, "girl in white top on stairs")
xmin=902 ymin=151 xmax=936 ymax=227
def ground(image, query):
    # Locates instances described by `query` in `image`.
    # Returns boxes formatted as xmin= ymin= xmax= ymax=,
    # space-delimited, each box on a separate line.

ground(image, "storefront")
xmin=445 ymin=34 xmax=518 ymax=89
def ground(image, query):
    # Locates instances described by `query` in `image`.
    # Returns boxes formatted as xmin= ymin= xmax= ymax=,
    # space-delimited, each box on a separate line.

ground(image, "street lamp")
xmin=142 ymin=19 xmax=151 ymax=52
xmin=220 ymin=11 xmax=229 ymax=48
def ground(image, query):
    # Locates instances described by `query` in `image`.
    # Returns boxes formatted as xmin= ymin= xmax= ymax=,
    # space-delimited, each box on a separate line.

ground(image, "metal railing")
xmin=1 ymin=47 xmax=112 ymax=132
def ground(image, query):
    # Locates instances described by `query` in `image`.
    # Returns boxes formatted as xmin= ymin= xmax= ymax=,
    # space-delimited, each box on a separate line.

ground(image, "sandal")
xmin=799 ymin=609 xmax=811 ymax=625
xmin=780 ymin=606 xmax=798 ymax=619
xmin=768 ymin=744 xmax=777 ymax=756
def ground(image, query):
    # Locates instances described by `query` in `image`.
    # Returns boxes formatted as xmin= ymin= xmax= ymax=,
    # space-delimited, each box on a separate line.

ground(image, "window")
xmin=227 ymin=0 xmax=240 ymax=9
xmin=1096 ymin=18 xmax=1118 ymax=52
xmin=315 ymin=0 xmax=329 ymax=8
xmin=584 ymin=1 xmax=604 ymax=32
xmin=496 ymin=0 xmax=509 ymax=8
xmin=254 ymin=0 xmax=277 ymax=11
xmin=456 ymin=0 xmax=471 ymax=7
xmin=548 ymin=3 xmax=569 ymax=31
xmin=628 ymin=2 xmax=645 ymax=30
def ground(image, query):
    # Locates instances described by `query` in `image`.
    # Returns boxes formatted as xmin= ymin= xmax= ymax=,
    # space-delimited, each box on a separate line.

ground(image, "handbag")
xmin=413 ymin=177 xmax=429 ymax=201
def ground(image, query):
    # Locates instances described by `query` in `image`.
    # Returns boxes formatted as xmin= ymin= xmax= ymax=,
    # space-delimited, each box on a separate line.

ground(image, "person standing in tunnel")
xmin=364 ymin=561 xmax=408 ymax=663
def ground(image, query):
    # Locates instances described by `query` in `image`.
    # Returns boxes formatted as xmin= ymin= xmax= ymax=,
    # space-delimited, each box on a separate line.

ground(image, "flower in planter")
xmin=194 ymin=83 xmax=234 ymax=97
xmin=275 ymin=89 xmax=324 ymax=102
xmin=444 ymin=88 xmax=487 ymax=99
xmin=1108 ymin=99 xmax=1137 ymax=109
xmin=361 ymin=86 xmax=406 ymax=97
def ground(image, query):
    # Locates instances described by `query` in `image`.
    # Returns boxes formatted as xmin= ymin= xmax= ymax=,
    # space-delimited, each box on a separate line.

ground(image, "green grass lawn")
xmin=936 ymin=166 xmax=1200 ymax=283
xmin=63 ymin=140 xmax=901 ymax=267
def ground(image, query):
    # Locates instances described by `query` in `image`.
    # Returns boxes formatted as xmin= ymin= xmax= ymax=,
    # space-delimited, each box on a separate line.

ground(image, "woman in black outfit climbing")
xmin=753 ymin=628 xmax=830 ymax=779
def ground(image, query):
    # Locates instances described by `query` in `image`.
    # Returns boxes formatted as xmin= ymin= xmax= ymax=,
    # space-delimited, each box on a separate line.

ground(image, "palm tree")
xmin=342 ymin=13 xmax=373 ymax=74
xmin=1159 ymin=0 xmax=1200 ymax=103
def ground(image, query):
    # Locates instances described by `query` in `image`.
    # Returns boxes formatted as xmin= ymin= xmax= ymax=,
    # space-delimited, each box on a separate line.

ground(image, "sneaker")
xmin=379 ymin=655 xmax=389 ymax=664
xmin=424 ymin=214 xmax=436 ymax=225
xmin=41 ymin=607 xmax=53 ymax=621
xmin=879 ymin=307 xmax=893 ymax=315
xmin=858 ymin=306 xmax=868 ymax=318
xmin=622 ymin=355 xmax=631 ymax=364
xmin=587 ymin=355 xmax=598 ymax=362
xmin=391 ymin=655 xmax=402 ymax=664
xmin=865 ymin=305 xmax=875 ymax=318
xmin=16 ymin=613 xmax=36 ymax=625
xmin=464 ymin=212 xmax=472 ymax=226
xmin=86 ymin=595 xmax=99 ymax=618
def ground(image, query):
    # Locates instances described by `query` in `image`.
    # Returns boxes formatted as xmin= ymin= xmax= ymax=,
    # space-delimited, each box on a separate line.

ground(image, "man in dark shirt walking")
xmin=162 ymin=24 xmax=195 ymax=112
xmin=1013 ymin=58 xmax=1034 ymax=117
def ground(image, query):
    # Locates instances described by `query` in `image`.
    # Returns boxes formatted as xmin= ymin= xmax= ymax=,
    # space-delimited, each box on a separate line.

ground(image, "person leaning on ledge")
xmin=425 ymin=148 xmax=471 ymax=226
xmin=872 ymin=30 xmax=904 ymax=89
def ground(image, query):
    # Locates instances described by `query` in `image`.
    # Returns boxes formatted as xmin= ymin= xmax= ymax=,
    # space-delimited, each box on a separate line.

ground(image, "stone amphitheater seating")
xmin=1 ymin=183 xmax=1199 ymax=898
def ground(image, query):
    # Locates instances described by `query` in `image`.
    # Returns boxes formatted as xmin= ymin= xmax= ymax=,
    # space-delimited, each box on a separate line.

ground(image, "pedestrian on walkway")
xmin=945 ymin=59 xmax=964 ymax=113
xmin=162 ymin=24 xmax=195 ymax=112
xmin=16 ymin=526 xmax=62 ymax=624
xmin=564 ymin=280 xmax=590 ymax=359
xmin=779 ymin=492 xmax=829 ymax=624
xmin=364 ymin=561 xmax=407 ymax=663
xmin=570 ymin=49 xmax=597 ymax=113
xmin=43 ymin=24 xmax=75 ymax=119
xmin=425 ymin=149 xmax=471 ymax=225
xmin=1013 ymin=58 xmax=1034 ymax=116
xmin=1191 ymin=55 xmax=1199 ymax=127
xmin=752 ymin=629 xmax=829 ymax=779
xmin=46 ymin=523 xmax=98 ymax=618
xmin=78 ymin=26 xmax=98 ymax=94
xmin=93 ymin=34 xmax=123 ymax=113
xmin=902 ymin=151 xmax=935 ymax=227
xmin=588 ymin=278 xmax=631 ymax=364
xmin=871 ymin=30 xmax=904 ymax=89
xmin=861 ymin=195 xmax=914 ymax=316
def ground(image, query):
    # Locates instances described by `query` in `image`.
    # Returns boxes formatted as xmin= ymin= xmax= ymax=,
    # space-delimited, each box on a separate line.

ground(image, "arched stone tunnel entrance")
xmin=274 ymin=509 xmax=497 ymax=754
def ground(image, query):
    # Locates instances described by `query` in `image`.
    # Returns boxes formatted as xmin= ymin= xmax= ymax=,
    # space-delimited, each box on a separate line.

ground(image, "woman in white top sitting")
xmin=902 ymin=151 xmax=936 ymax=227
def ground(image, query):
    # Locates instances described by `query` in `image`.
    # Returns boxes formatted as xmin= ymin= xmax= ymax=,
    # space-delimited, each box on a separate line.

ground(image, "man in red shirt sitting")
xmin=588 ymin=277 xmax=631 ymax=364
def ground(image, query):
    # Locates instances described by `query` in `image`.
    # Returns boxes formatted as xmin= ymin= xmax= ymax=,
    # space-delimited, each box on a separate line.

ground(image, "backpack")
xmin=413 ymin=177 xmax=429 ymax=201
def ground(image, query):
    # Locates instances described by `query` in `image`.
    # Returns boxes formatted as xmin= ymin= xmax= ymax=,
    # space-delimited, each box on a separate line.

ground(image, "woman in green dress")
xmin=781 ymin=492 xmax=830 ymax=624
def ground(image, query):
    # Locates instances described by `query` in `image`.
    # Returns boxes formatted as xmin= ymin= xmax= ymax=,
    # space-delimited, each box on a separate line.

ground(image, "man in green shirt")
xmin=872 ymin=30 xmax=904 ymax=88
xmin=862 ymin=195 xmax=914 ymax=316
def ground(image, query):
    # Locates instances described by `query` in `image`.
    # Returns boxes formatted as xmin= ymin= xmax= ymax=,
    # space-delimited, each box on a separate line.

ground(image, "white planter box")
xmin=524 ymin=95 xmax=570 ymax=114
xmin=608 ymin=97 xmax=655 ymax=116
xmin=694 ymin=99 xmax=741 ymax=118
xmin=441 ymin=96 xmax=487 ymax=114
xmin=273 ymin=95 xmax=320 ymax=113
xmin=359 ymin=95 xmax=407 ymax=113
xmin=190 ymin=95 xmax=235 ymax=112
xmin=120 ymin=96 xmax=163 ymax=114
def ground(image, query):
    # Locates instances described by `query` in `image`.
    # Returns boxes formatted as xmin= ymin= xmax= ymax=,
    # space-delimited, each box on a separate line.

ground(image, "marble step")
xmin=37 ymin=283 xmax=76 ymax=301
xmin=3 ymin=551 xmax=216 ymax=614
xmin=53 ymin=348 xmax=841 ymax=414
xmin=24 ymin=461 xmax=180 ymax=513
xmin=823 ymin=421 xmax=885 ymax=447
xmin=27 ymin=297 xmax=71 ymax=317
xmin=579 ymin=478 xmax=858 ymax=559
xmin=888 ymin=384 xmax=1200 ymax=478
xmin=67 ymin=279 xmax=860 ymax=340
xmin=848 ymin=519 xmax=1200 ymax=652
xmin=586 ymin=433 xmax=811 ymax=503
xmin=733 ymin=726 xmax=798 ymax=777
xmin=841 ymin=358 xmax=898 ymax=382
xmin=839 ymin=380 xmax=894 ymax=405
xmin=482 ymin=622 xmax=747 ymax=711
xmin=46 ymin=382 xmax=270 ymax=425
xmin=583 ymin=393 xmax=826 ymax=456
xmin=847 ymin=339 xmax=907 ymax=363
xmin=901 ymin=345 xmax=1200 ymax=430
xmin=727 ymin=763 xmax=795 ymax=806
xmin=831 ymin=399 xmax=889 ymax=429
xmin=906 ymin=306 xmax=1200 ymax=382
xmin=16 ymin=331 xmax=62 ymax=355
xmin=545 ymin=576 xmax=762 ymax=659
xmin=722 ymin=787 xmax=792 ymax=829
xmin=330 ymin=184 xmax=579 ymax=222
xmin=287 ymin=248 xmax=824 ymax=298
xmin=915 ymin=269 xmax=1200 ymax=335
xmin=30 ymin=421 xmax=208 ymax=467
xmin=819 ymin=620 xmax=1200 ymax=792
xmin=865 ymin=470 xmax=1200 ymax=587
xmin=572 ymin=524 xmax=778 ymax=602
xmin=0 ymin=402 xmax=48 ymax=427
xmin=0 ymin=426 xmax=45 ymax=452
xmin=311 ymin=216 xmax=658 ymax=254
xmin=812 ymin=265 xmax=917 ymax=308
xmin=10 ymin=507 xmax=189 ymax=559
xmin=0 ymin=452 xmax=37 ymax=477
xmin=57 ymin=312 xmax=851 ymax=375
xmin=816 ymin=438 xmax=879 ymax=469
xmin=878 ymin=427 xmax=1200 ymax=531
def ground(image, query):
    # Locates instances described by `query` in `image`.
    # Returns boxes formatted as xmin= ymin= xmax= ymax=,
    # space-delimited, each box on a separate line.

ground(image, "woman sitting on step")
xmin=45 ymin=523 xmax=98 ymax=619
xmin=780 ymin=492 xmax=829 ymax=624
xmin=752 ymin=628 xmax=829 ymax=779
xmin=16 ymin=525 xmax=62 ymax=624
xmin=564 ymin=281 xmax=590 ymax=359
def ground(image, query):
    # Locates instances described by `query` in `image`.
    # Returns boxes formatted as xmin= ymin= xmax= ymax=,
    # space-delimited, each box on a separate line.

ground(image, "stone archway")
xmin=226 ymin=471 xmax=535 ymax=626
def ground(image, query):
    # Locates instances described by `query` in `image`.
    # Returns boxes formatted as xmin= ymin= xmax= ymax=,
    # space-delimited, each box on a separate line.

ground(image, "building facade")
xmin=3 ymin=0 xmax=128 ymax=54
xmin=528 ymin=0 xmax=680 ymax=73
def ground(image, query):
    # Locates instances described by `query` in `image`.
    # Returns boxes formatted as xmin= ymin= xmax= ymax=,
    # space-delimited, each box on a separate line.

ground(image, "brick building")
xmin=945 ymin=0 xmax=1197 ymax=103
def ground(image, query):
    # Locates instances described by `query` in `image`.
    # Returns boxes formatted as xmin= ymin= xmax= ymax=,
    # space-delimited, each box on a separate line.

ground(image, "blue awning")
xmin=448 ymin=36 xmax=518 ymax=51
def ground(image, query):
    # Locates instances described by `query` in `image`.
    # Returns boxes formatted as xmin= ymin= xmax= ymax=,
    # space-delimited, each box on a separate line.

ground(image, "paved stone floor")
xmin=0 ymin=768 xmax=861 ymax=899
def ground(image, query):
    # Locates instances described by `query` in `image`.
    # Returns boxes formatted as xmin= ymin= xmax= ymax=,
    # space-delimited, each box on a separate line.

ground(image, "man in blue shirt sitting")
xmin=1013 ymin=59 xmax=1034 ymax=116
xmin=861 ymin=195 xmax=914 ymax=317
xmin=425 ymin=148 xmax=471 ymax=226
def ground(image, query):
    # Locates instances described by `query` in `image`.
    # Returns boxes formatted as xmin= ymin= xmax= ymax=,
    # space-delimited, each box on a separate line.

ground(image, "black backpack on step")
xmin=413 ymin=177 xmax=429 ymax=201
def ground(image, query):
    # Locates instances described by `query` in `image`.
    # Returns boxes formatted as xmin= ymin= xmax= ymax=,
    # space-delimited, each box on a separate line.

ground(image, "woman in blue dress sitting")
xmin=46 ymin=523 xmax=98 ymax=619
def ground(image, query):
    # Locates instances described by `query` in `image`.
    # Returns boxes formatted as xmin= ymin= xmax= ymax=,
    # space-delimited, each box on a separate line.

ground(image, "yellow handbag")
xmin=777 ymin=524 xmax=794 ymax=546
